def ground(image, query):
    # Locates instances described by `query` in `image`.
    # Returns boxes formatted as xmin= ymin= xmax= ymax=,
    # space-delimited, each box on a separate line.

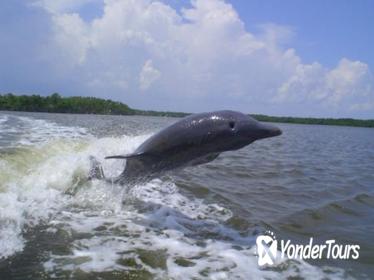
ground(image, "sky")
xmin=1 ymin=0 xmax=374 ymax=118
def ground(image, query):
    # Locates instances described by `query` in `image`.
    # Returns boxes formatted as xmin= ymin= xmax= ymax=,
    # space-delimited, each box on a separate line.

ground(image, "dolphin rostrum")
xmin=89 ymin=110 xmax=282 ymax=185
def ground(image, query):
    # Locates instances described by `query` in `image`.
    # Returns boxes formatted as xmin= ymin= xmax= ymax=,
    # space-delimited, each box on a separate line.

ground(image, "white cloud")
xmin=326 ymin=59 xmax=373 ymax=104
xmin=350 ymin=102 xmax=374 ymax=111
xmin=276 ymin=58 xmax=374 ymax=109
xmin=139 ymin=60 xmax=161 ymax=90
xmin=51 ymin=13 xmax=90 ymax=65
xmin=2 ymin=0 xmax=374 ymax=117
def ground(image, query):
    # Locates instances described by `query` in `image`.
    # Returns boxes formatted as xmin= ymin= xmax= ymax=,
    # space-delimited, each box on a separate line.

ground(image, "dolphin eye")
xmin=229 ymin=121 xmax=235 ymax=129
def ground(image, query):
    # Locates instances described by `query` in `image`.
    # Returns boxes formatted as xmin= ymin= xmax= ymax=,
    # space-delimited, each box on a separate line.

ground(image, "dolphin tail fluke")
xmin=88 ymin=156 xmax=105 ymax=180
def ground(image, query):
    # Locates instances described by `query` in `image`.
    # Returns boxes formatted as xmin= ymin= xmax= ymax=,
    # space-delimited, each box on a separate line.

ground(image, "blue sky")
xmin=230 ymin=0 xmax=374 ymax=68
xmin=1 ymin=0 xmax=374 ymax=118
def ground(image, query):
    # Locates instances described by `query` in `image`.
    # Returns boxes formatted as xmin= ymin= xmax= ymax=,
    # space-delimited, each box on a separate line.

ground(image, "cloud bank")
xmin=1 ymin=0 xmax=373 ymax=117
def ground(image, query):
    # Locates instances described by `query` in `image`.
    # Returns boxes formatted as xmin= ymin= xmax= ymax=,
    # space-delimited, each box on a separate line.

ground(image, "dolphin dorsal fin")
xmin=105 ymin=152 xmax=145 ymax=160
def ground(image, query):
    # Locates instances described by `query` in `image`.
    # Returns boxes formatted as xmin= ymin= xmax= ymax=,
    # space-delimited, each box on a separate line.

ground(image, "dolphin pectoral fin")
xmin=105 ymin=152 xmax=145 ymax=160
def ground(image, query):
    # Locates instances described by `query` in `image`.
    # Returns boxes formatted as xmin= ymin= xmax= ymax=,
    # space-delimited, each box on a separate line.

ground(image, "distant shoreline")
xmin=1 ymin=93 xmax=373 ymax=128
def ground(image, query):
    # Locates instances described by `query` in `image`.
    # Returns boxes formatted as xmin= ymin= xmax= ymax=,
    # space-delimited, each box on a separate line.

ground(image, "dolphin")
xmin=89 ymin=110 xmax=282 ymax=185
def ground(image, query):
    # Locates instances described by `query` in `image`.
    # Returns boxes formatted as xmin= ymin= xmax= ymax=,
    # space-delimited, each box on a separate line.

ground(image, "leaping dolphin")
xmin=89 ymin=110 xmax=282 ymax=185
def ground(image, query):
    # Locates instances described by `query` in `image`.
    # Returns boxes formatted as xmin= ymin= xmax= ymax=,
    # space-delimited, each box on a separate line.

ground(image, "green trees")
xmin=251 ymin=114 xmax=374 ymax=128
xmin=0 ymin=93 xmax=190 ymax=117
xmin=0 ymin=93 xmax=134 ymax=115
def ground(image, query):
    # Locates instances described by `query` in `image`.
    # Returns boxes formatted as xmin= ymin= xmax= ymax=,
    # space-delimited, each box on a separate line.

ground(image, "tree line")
xmin=251 ymin=114 xmax=374 ymax=128
xmin=0 ymin=93 xmax=188 ymax=117
xmin=0 ymin=93 xmax=373 ymax=127
xmin=0 ymin=93 xmax=134 ymax=115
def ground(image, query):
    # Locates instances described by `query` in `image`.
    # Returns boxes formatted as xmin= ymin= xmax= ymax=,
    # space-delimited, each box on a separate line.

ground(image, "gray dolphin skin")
xmin=89 ymin=110 xmax=282 ymax=185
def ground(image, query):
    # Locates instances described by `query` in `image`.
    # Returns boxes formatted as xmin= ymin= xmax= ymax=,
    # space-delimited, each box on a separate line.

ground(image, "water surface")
xmin=0 ymin=111 xmax=373 ymax=279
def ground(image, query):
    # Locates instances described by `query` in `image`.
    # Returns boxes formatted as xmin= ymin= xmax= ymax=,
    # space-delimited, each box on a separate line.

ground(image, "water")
xmin=0 ymin=111 xmax=373 ymax=279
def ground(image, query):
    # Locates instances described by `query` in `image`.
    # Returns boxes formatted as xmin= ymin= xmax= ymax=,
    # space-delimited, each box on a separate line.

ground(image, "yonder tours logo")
xmin=256 ymin=231 xmax=360 ymax=267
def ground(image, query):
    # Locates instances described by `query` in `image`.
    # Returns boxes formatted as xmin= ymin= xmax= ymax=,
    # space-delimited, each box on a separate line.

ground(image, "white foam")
xmin=0 ymin=114 xmax=88 ymax=147
xmin=0 ymin=115 xmax=90 ymax=259
xmin=0 ymin=122 xmax=150 ymax=260
xmin=0 ymin=114 xmax=8 ymax=124
xmin=16 ymin=116 xmax=88 ymax=146
xmin=0 ymin=192 xmax=25 ymax=259
xmin=0 ymin=115 xmax=9 ymax=139
xmin=42 ymin=178 xmax=347 ymax=279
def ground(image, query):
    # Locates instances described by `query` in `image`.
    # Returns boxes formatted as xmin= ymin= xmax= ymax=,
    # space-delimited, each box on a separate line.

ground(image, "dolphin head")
xmin=200 ymin=110 xmax=282 ymax=153
xmin=234 ymin=114 xmax=282 ymax=141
